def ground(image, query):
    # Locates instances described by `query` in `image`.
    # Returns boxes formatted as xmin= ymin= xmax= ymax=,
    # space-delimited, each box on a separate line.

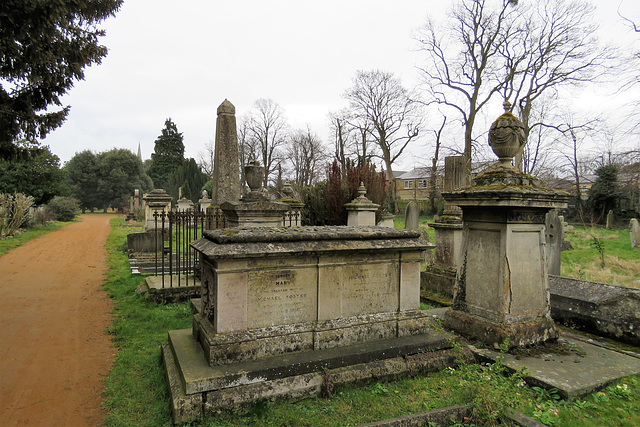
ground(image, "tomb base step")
xmin=163 ymin=326 xmax=470 ymax=424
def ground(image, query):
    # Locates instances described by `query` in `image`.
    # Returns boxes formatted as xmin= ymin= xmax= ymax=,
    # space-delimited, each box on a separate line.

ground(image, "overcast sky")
xmin=42 ymin=0 xmax=640 ymax=171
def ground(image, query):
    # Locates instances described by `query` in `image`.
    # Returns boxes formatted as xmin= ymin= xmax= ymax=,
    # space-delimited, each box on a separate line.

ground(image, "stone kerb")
xmin=190 ymin=226 xmax=434 ymax=365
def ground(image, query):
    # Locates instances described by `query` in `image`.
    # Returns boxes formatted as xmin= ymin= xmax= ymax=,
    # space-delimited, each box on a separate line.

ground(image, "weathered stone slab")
xmin=405 ymin=201 xmax=419 ymax=229
xmin=549 ymin=275 xmax=640 ymax=345
xmin=164 ymin=325 xmax=466 ymax=422
xmin=471 ymin=336 xmax=640 ymax=399
xmin=545 ymin=209 xmax=563 ymax=276
xmin=606 ymin=209 xmax=614 ymax=229
xmin=630 ymin=218 xmax=640 ymax=248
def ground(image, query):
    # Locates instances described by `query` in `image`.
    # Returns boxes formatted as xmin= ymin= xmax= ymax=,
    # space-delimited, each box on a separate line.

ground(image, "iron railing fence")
xmin=152 ymin=208 xmax=300 ymax=288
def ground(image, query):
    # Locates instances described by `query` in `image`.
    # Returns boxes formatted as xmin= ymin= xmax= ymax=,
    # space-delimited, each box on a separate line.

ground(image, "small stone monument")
xmin=142 ymin=189 xmax=172 ymax=230
xmin=545 ymin=209 xmax=564 ymax=276
xmin=212 ymin=99 xmax=241 ymax=206
xmin=404 ymin=201 xmax=419 ymax=229
xmin=443 ymin=100 xmax=569 ymax=348
xmin=344 ymin=183 xmax=379 ymax=226
xmin=606 ymin=209 xmax=614 ymax=230
xmin=377 ymin=210 xmax=395 ymax=228
xmin=631 ymin=218 xmax=640 ymax=248
xmin=220 ymin=160 xmax=289 ymax=227
xmin=199 ymin=189 xmax=212 ymax=213
xmin=279 ymin=181 xmax=304 ymax=226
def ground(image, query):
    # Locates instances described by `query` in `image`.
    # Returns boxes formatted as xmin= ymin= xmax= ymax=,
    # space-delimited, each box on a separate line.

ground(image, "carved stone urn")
xmin=244 ymin=160 xmax=264 ymax=194
xmin=488 ymin=100 xmax=526 ymax=166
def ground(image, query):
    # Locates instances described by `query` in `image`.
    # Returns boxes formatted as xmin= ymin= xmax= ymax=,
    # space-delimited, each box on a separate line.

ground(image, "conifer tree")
xmin=148 ymin=118 xmax=185 ymax=189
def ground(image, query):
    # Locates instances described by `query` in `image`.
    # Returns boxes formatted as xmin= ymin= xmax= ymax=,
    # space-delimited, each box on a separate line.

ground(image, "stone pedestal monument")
xmin=345 ymin=183 xmax=379 ymax=226
xmin=443 ymin=101 xmax=569 ymax=348
xmin=221 ymin=160 xmax=289 ymax=227
xmin=143 ymin=189 xmax=172 ymax=230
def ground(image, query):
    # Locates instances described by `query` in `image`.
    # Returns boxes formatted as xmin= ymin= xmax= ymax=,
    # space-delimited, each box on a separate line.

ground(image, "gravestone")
xmin=199 ymin=190 xmax=212 ymax=213
xmin=142 ymin=189 xmax=172 ymax=230
xmin=606 ymin=209 xmax=614 ymax=230
xmin=163 ymin=226 xmax=442 ymax=422
xmin=377 ymin=210 xmax=395 ymax=228
xmin=221 ymin=160 xmax=289 ymax=227
xmin=212 ymin=99 xmax=241 ymax=206
xmin=177 ymin=197 xmax=194 ymax=211
xmin=545 ymin=209 xmax=563 ymax=276
xmin=345 ymin=183 xmax=379 ymax=226
xmin=443 ymin=101 xmax=569 ymax=348
xmin=631 ymin=218 xmax=640 ymax=248
xmin=404 ymin=201 xmax=419 ymax=229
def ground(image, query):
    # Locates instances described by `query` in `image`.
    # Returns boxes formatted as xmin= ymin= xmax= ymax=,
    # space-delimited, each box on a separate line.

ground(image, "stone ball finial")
xmin=489 ymin=99 xmax=526 ymax=165
xmin=217 ymin=99 xmax=236 ymax=115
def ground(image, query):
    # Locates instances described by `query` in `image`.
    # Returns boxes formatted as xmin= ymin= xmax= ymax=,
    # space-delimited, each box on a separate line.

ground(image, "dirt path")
xmin=0 ymin=214 xmax=116 ymax=426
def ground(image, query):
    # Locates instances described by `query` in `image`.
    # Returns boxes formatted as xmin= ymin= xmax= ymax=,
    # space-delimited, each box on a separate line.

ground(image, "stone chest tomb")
xmin=190 ymin=226 xmax=433 ymax=364
xmin=162 ymin=225 xmax=459 ymax=423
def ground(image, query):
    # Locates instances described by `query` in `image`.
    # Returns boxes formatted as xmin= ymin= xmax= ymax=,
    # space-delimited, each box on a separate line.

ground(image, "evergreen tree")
xmin=587 ymin=165 xmax=621 ymax=223
xmin=167 ymin=158 xmax=208 ymax=205
xmin=0 ymin=143 xmax=68 ymax=204
xmin=147 ymin=118 xmax=184 ymax=189
xmin=0 ymin=0 xmax=122 ymax=158
xmin=65 ymin=150 xmax=100 ymax=212
xmin=95 ymin=148 xmax=153 ymax=210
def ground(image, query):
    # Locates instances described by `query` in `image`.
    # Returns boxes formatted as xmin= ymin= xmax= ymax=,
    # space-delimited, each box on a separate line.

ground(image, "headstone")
xmin=545 ymin=209 xmax=564 ymax=276
xmin=631 ymin=218 xmax=640 ymax=248
xmin=405 ymin=201 xmax=419 ymax=229
xmin=606 ymin=209 xmax=614 ymax=230
xmin=344 ymin=183 xmax=379 ymax=226
xmin=212 ymin=99 xmax=241 ymax=206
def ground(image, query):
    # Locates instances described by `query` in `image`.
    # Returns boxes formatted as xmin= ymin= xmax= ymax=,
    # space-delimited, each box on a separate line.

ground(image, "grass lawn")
xmin=562 ymin=225 xmax=640 ymax=289
xmin=103 ymin=218 xmax=640 ymax=426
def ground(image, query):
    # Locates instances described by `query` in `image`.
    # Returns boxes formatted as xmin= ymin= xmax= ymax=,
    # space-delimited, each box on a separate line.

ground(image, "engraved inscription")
xmin=248 ymin=268 xmax=317 ymax=328
xmin=342 ymin=263 xmax=398 ymax=316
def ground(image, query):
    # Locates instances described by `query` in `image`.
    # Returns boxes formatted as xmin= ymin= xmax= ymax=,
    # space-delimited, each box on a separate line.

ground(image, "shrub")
xmin=0 ymin=193 xmax=35 ymax=237
xmin=46 ymin=196 xmax=79 ymax=222
xmin=25 ymin=206 xmax=55 ymax=228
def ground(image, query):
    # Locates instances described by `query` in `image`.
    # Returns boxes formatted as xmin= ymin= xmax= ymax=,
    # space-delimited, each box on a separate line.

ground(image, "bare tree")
xmin=343 ymin=69 xmax=422 ymax=206
xmin=501 ymin=0 xmax=616 ymax=170
xmin=237 ymin=115 xmax=257 ymax=191
xmin=286 ymin=126 xmax=328 ymax=189
xmin=428 ymin=115 xmax=447 ymax=213
xmin=197 ymin=140 xmax=215 ymax=179
xmin=415 ymin=0 xmax=518 ymax=184
xmin=548 ymin=114 xmax=599 ymax=220
xmin=246 ymin=99 xmax=288 ymax=187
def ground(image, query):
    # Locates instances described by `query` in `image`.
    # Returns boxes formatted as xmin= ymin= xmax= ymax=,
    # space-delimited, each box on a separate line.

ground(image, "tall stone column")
xmin=212 ymin=99 xmax=241 ymax=206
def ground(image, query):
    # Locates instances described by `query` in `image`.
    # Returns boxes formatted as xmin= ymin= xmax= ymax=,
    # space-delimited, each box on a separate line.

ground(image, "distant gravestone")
xmin=212 ymin=99 xmax=241 ymax=206
xmin=606 ymin=209 xmax=614 ymax=230
xmin=545 ymin=210 xmax=563 ymax=275
xmin=405 ymin=201 xmax=419 ymax=230
xmin=631 ymin=218 xmax=640 ymax=249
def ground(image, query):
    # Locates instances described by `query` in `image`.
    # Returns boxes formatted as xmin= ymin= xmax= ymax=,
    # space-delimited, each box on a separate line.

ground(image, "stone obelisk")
xmin=212 ymin=99 xmax=241 ymax=206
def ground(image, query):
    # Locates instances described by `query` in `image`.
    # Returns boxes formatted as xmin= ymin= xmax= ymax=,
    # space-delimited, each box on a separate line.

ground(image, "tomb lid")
xmin=202 ymin=225 xmax=424 ymax=244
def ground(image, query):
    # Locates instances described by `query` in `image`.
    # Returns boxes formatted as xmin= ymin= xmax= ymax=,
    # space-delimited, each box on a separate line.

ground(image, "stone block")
xmin=630 ymin=218 xmax=640 ymax=248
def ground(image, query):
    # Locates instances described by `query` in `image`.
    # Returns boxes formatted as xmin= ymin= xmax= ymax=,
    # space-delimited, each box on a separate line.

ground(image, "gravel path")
xmin=0 ymin=214 xmax=116 ymax=426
